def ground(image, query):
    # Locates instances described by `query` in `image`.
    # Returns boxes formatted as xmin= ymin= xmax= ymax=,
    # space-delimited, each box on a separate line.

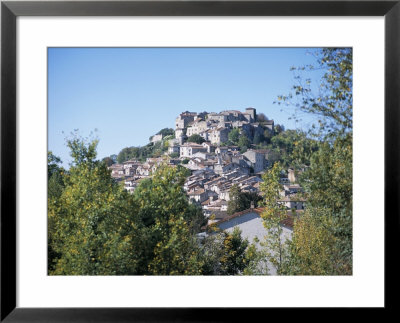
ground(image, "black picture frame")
xmin=1 ymin=1 xmax=398 ymax=321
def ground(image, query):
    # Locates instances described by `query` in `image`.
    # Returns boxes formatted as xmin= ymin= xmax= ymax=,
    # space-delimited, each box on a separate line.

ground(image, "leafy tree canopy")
xmin=187 ymin=134 xmax=205 ymax=144
xmin=156 ymin=128 xmax=175 ymax=137
xmin=227 ymin=184 xmax=262 ymax=215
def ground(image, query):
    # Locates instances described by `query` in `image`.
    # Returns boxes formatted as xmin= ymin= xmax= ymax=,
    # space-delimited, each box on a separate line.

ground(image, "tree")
xmin=227 ymin=184 xmax=262 ymax=215
xmin=47 ymin=151 xmax=65 ymax=272
xmin=47 ymin=151 xmax=65 ymax=200
xmin=270 ymin=129 xmax=318 ymax=168
xmin=286 ymin=208 xmax=337 ymax=275
xmin=48 ymin=151 xmax=63 ymax=179
xmin=238 ymin=135 xmax=251 ymax=153
xmin=187 ymin=134 xmax=205 ymax=144
xmin=200 ymin=228 xmax=253 ymax=275
xmin=133 ymin=165 xmax=205 ymax=275
xmin=228 ymin=128 xmax=240 ymax=145
xmin=219 ymin=228 xmax=251 ymax=275
xmin=169 ymin=152 xmax=180 ymax=158
xmin=297 ymin=135 xmax=352 ymax=274
xmin=102 ymin=156 xmax=115 ymax=167
xmin=49 ymin=137 xmax=140 ymax=275
xmin=117 ymin=146 xmax=140 ymax=163
xmin=275 ymin=48 xmax=353 ymax=274
xmin=253 ymin=133 xmax=263 ymax=145
xmin=274 ymin=124 xmax=285 ymax=134
xmin=259 ymin=163 xmax=290 ymax=275
xmin=263 ymin=129 xmax=273 ymax=144
xmin=277 ymin=48 xmax=352 ymax=138
xmin=156 ymin=128 xmax=175 ymax=137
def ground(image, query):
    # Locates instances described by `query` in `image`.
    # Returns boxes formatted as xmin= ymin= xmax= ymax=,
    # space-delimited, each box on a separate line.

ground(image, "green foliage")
xmin=48 ymin=151 xmax=65 ymax=200
xmin=102 ymin=156 xmax=115 ymax=167
xmin=297 ymin=134 xmax=353 ymax=274
xmin=182 ymin=158 xmax=190 ymax=164
xmin=273 ymin=48 xmax=353 ymax=275
xmin=274 ymin=124 xmax=285 ymax=134
xmin=47 ymin=151 xmax=65 ymax=272
xmin=48 ymin=151 xmax=63 ymax=179
xmin=156 ymin=128 xmax=175 ymax=137
xmin=227 ymin=184 xmax=262 ymax=215
xmin=199 ymin=234 xmax=226 ymax=275
xmin=238 ymin=135 xmax=251 ymax=153
xmin=285 ymin=208 xmax=338 ymax=275
xmin=243 ymin=240 xmax=269 ymax=275
xmin=276 ymin=48 xmax=352 ymax=138
xmin=270 ymin=129 xmax=318 ymax=168
xmin=169 ymin=152 xmax=180 ymax=158
xmin=263 ymin=129 xmax=273 ymax=144
xmin=49 ymin=137 xmax=206 ymax=276
xmin=117 ymin=143 xmax=161 ymax=163
xmin=259 ymin=164 xmax=290 ymax=274
xmin=132 ymin=165 xmax=205 ymax=275
xmin=200 ymin=228 xmax=252 ymax=275
xmin=219 ymin=228 xmax=251 ymax=275
xmin=49 ymin=137 xmax=139 ymax=275
xmin=48 ymin=171 xmax=64 ymax=200
xmin=228 ymin=128 xmax=240 ymax=145
xmin=187 ymin=134 xmax=205 ymax=144
xmin=253 ymin=133 xmax=263 ymax=145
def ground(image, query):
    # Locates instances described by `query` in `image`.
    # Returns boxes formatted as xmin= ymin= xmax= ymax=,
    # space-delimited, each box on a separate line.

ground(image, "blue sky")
xmin=48 ymin=47 xmax=323 ymax=166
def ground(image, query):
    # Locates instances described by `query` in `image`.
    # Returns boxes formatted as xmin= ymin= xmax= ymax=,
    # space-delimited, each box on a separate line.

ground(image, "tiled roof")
xmin=213 ymin=207 xmax=296 ymax=229
xmin=215 ymin=207 xmax=264 ymax=225
xmin=188 ymin=189 xmax=205 ymax=195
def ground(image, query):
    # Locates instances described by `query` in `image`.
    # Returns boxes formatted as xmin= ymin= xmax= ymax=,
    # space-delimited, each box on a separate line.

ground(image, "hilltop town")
xmin=108 ymin=108 xmax=305 ymax=226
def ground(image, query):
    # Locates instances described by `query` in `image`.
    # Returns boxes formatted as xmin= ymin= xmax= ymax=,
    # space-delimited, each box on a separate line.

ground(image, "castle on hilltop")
xmin=173 ymin=107 xmax=273 ymax=145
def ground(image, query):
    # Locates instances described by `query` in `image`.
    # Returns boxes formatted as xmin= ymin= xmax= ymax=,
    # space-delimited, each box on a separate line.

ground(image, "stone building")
xmin=210 ymin=127 xmax=230 ymax=145
xmin=180 ymin=143 xmax=208 ymax=158
xmin=244 ymin=107 xmax=256 ymax=122
xmin=186 ymin=120 xmax=210 ymax=136
xmin=175 ymin=111 xmax=197 ymax=129
xmin=243 ymin=150 xmax=265 ymax=173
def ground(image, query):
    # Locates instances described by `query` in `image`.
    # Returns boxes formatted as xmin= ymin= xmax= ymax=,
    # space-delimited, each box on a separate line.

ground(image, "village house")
xmin=136 ymin=164 xmax=151 ymax=176
xmin=180 ymin=143 xmax=208 ymax=158
xmin=175 ymin=111 xmax=197 ymax=129
xmin=243 ymin=150 xmax=265 ymax=173
xmin=186 ymin=120 xmax=210 ymax=136
xmin=262 ymin=119 xmax=275 ymax=131
xmin=187 ymin=188 xmax=208 ymax=204
xmin=202 ymin=141 xmax=215 ymax=153
xmin=278 ymin=194 xmax=306 ymax=210
xmin=123 ymin=159 xmax=139 ymax=169
xmin=108 ymin=164 xmax=124 ymax=177
xmin=168 ymin=144 xmax=180 ymax=155
xmin=215 ymin=146 xmax=229 ymax=155
xmin=210 ymin=127 xmax=230 ymax=145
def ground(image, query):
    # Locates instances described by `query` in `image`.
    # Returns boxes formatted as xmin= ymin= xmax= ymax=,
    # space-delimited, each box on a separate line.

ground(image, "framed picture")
xmin=1 ymin=0 xmax=398 ymax=321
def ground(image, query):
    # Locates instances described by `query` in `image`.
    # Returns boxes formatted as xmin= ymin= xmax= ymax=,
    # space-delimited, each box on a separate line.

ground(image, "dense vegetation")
xmin=227 ymin=185 xmax=262 ymax=215
xmin=261 ymin=48 xmax=353 ymax=275
xmin=48 ymin=138 xmax=256 ymax=275
xmin=187 ymin=134 xmax=206 ymax=144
